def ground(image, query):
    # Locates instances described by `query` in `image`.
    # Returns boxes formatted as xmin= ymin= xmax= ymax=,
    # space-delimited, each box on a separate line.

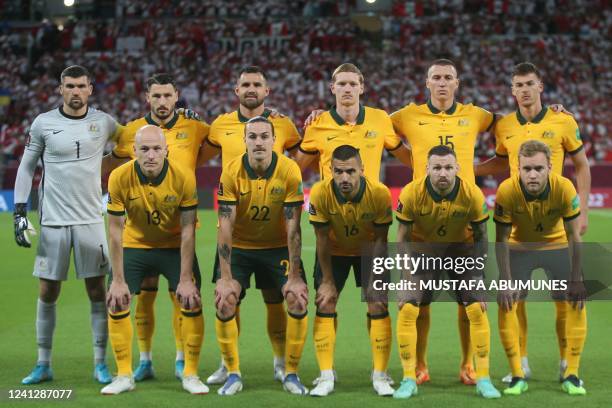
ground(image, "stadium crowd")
xmin=1 ymin=0 xmax=610 ymax=168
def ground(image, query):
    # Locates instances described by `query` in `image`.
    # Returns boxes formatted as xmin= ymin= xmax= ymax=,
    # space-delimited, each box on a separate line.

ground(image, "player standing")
xmin=103 ymin=125 xmax=207 ymax=395
xmin=214 ymin=116 xmax=309 ymax=395
xmin=13 ymin=65 xmax=116 ymax=385
xmin=494 ymin=140 xmax=587 ymax=396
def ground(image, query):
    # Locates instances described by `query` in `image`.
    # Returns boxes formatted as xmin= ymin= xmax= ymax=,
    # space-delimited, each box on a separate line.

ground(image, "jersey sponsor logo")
xmin=176 ymin=132 xmax=188 ymax=140
xmin=542 ymin=130 xmax=555 ymax=139
xmin=217 ymin=183 xmax=224 ymax=196
xmin=506 ymin=134 xmax=515 ymax=140
xmin=239 ymin=191 xmax=250 ymax=196
xmin=128 ymin=196 xmax=140 ymax=201
xmin=418 ymin=121 xmax=429 ymax=126
xmin=327 ymin=135 xmax=339 ymax=141
xmin=458 ymin=119 xmax=470 ymax=126
xmin=225 ymin=131 xmax=235 ymax=136
xmin=365 ymin=130 xmax=378 ymax=139
xmin=52 ymin=129 xmax=64 ymax=134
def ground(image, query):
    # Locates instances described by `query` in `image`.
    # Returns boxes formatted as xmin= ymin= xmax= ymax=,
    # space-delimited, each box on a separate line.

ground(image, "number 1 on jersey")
xmin=438 ymin=135 xmax=454 ymax=150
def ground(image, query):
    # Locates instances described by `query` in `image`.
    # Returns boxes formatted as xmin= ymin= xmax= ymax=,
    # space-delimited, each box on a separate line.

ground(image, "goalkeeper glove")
xmin=14 ymin=203 xmax=36 ymax=248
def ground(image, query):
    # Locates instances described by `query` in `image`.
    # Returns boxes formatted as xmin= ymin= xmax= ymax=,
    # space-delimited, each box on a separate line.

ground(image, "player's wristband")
xmin=14 ymin=203 xmax=27 ymax=217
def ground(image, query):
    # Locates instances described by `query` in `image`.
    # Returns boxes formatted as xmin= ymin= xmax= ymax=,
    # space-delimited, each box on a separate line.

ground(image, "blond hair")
xmin=519 ymin=140 xmax=551 ymax=163
xmin=331 ymin=63 xmax=364 ymax=84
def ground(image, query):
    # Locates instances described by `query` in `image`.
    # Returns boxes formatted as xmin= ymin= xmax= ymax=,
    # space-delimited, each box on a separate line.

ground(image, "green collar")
xmin=332 ymin=176 xmax=366 ymax=204
xmin=426 ymin=176 xmax=461 ymax=202
xmin=427 ymin=99 xmax=457 ymax=115
xmin=135 ymin=159 xmax=169 ymax=186
xmin=516 ymin=106 xmax=547 ymax=125
xmin=243 ymin=151 xmax=278 ymax=179
xmin=237 ymin=108 xmax=272 ymax=123
xmin=145 ymin=112 xmax=179 ymax=129
xmin=520 ymin=178 xmax=551 ymax=201
xmin=329 ymin=105 xmax=365 ymax=126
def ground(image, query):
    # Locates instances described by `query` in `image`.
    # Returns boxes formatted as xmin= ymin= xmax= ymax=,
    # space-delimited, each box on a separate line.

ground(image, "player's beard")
xmin=241 ymin=94 xmax=264 ymax=110
xmin=154 ymin=106 xmax=173 ymax=120
xmin=68 ymin=98 xmax=85 ymax=110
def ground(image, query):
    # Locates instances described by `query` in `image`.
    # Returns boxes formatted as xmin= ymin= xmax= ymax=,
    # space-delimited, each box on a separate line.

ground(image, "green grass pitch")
xmin=1 ymin=210 xmax=611 ymax=407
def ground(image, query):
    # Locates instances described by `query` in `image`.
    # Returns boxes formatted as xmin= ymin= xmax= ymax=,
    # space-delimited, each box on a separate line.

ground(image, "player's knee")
xmin=216 ymin=294 xmax=237 ymax=320
xmin=84 ymin=276 xmax=106 ymax=301
xmin=285 ymin=292 xmax=306 ymax=315
xmin=39 ymin=279 xmax=61 ymax=303
xmin=367 ymin=301 xmax=388 ymax=316
xmin=316 ymin=300 xmax=337 ymax=314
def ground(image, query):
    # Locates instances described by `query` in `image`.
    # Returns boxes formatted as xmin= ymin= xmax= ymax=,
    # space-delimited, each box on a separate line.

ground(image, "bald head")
xmin=134 ymin=125 xmax=168 ymax=178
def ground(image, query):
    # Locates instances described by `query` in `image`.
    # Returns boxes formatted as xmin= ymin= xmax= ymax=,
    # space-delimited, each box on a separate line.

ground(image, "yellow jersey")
xmin=390 ymin=100 xmax=495 ymax=182
xmin=495 ymin=106 xmax=583 ymax=177
xmin=112 ymin=113 xmax=209 ymax=172
xmin=107 ymin=159 xmax=198 ymax=249
xmin=208 ymin=108 xmax=301 ymax=170
xmin=493 ymin=173 xmax=580 ymax=245
xmin=395 ymin=176 xmax=489 ymax=243
xmin=217 ymin=152 xmax=304 ymax=249
xmin=300 ymin=105 xmax=402 ymax=181
xmin=308 ymin=177 xmax=392 ymax=256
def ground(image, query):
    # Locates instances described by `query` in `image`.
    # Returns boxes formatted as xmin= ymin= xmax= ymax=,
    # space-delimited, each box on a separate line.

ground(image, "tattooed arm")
xmin=284 ymin=205 xmax=302 ymax=279
xmin=217 ymin=204 xmax=236 ymax=280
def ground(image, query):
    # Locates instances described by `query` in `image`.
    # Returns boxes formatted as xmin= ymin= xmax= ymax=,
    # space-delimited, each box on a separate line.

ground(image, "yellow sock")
xmin=169 ymin=292 xmax=184 ymax=356
xmin=369 ymin=312 xmax=391 ymax=372
xmin=498 ymin=306 xmax=524 ymax=378
xmin=517 ymin=300 xmax=528 ymax=357
xmin=564 ymin=304 xmax=587 ymax=378
xmin=216 ymin=315 xmax=240 ymax=374
xmin=313 ymin=312 xmax=336 ymax=371
xmin=416 ymin=304 xmax=430 ymax=370
xmin=458 ymin=304 xmax=473 ymax=370
xmin=555 ymin=301 xmax=568 ymax=360
xmin=135 ymin=289 xmax=156 ymax=356
xmin=266 ymin=302 xmax=287 ymax=360
xmin=181 ymin=308 xmax=204 ymax=377
xmin=285 ymin=312 xmax=308 ymax=375
xmin=465 ymin=303 xmax=490 ymax=379
xmin=397 ymin=303 xmax=419 ymax=380
xmin=108 ymin=310 xmax=133 ymax=376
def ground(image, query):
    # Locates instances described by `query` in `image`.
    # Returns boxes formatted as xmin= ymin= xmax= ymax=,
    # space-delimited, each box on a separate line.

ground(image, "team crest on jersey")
xmin=163 ymin=194 xmax=178 ymax=203
xmin=176 ymin=132 xmax=188 ymax=140
xmin=458 ymin=119 xmax=470 ymax=127
xmin=365 ymin=130 xmax=378 ymax=139
xmin=361 ymin=212 xmax=375 ymax=220
xmin=89 ymin=122 xmax=100 ymax=134
xmin=270 ymin=186 xmax=284 ymax=196
xmin=542 ymin=130 xmax=555 ymax=139
xmin=452 ymin=210 xmax=467 ymax=218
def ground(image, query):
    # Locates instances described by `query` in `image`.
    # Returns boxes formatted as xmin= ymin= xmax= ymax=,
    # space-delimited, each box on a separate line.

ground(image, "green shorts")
xmin=313 ymin=254 xmax=362 ymax=293
xmin=213 ymin=247 xmax=306 ymax=296
xmin=117 ymin=248 xmax=201 ymax=294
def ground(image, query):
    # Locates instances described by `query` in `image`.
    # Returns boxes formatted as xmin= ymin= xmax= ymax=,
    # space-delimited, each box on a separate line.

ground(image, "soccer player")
xmin=394 ymin=145 xmax=500 ymax=399
xmin=103 ymin=125 xmax=206 ymax=395
xmin=104 ymin=73 xmax=209 ymax=382
xmin=296 ymin=63 xmax=411 ymax=181
xmin=13 ymin=65 xmax=116 ymax=385
xmin=199 ymin=66 xmax=302 ymax=385
xmin=308 ymin=145 xmax=394 ymax=397
xmin=214 ymin=116 xmax=309 ymax=396
xmin=494 ymin=140 xmax=587 ymax=396
xmin=477 ymin=62 xmax=591 ymax=382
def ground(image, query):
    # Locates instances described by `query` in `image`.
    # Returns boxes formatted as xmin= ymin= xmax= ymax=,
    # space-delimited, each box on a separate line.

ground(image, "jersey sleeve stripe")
xmin=385 ymin=141 xmax=403 ymax=152
xmin=298 ymin=145 xmax=318 ymax=155
xmin=111 ymin=151 xmax=130 ymax=159
xmin=563 ymin=212 xmax=581 ymax=222
xmin=179 ymin=204 xmax=199 ymax=211
xmin=471 ymin=215 xmax=489 ymax=225
xmin=309 ymin=220 xmax=329 ymax=226
xmin=567 ymin=145 xmax=584 ymax=156
xmin=286 ymin=141 xmax=302 ymax=151
xmin=493 ymin=218 xmax=512 ymax=225
xmin=485 ymin=113 xmax=498 ymax=132
xmin=217 ymin=200 xmax=237 ymax=205
xmin=206 ymin=139 xmax=222 ymax=148
xmin=283 ymin=200 xmax=304 ymax=207
xmin=373 ymin=221 xmax=393 ymax=226
xmin=495 ymin=152 xmax=509 ymax=158
xmin=395 ymin=217 xmax=413 ymax=225
xmin=107 ymin=209 xmax=125 ymax=216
